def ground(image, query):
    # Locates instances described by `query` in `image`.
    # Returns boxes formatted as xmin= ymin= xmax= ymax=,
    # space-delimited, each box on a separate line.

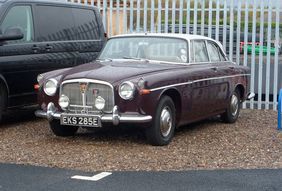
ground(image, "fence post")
xmin=278 ymin=89 xmax=282 ymax=130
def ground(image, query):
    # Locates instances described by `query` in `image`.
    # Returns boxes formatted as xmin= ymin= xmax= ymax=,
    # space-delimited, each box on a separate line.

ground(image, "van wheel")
xmin=0 ymin=85 xmax=7 ymax=122
xmin=49 ymin=120 xmax=78 ymax=136
xmin=146 ymin=96 xmax=176 ymax=146
xmin=221 ymin=90 xmax=241 ymax=123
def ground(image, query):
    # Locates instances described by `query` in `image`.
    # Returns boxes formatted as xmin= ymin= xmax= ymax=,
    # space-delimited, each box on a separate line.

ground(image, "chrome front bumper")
xmin=247 ymin=92 xmax=255 ymax=100
xmin=35 ymin=103 xmax=152 ymax=126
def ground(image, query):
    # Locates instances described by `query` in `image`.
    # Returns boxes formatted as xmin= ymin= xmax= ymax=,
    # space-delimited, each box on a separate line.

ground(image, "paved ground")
xmin=0 ymin=163 xmax=281 ymax=191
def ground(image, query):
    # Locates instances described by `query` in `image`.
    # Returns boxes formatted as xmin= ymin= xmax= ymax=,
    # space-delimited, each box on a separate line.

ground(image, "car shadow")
xmin=1 ymin=109 xmax=38 ymax=126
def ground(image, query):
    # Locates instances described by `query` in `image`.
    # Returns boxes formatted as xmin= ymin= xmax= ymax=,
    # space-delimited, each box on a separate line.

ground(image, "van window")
xmin=35 ymin=5 xmax=76 ymax=41
xmin=72 ymin=8 xmax=100 ymax=40
xmin=1 ymin=6 xmax=34 ymax=43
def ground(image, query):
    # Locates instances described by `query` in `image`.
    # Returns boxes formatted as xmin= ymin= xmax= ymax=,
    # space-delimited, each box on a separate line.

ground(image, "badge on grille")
xmin=79 ymin=83 xmax=88 ymax=93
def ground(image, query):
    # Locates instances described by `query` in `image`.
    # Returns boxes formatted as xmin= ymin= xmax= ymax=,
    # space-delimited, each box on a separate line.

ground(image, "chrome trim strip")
xmin=150 ymin=74 xmax=250 ymax=91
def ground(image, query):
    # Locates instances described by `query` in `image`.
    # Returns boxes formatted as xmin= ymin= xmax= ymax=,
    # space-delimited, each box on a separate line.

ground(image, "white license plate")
xmin=60 ymin=114 xmax=101 ymax=127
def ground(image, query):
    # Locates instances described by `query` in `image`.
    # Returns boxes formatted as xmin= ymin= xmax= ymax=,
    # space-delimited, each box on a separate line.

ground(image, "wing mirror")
xmin=0 ymin=27 xmax=24 ymax=41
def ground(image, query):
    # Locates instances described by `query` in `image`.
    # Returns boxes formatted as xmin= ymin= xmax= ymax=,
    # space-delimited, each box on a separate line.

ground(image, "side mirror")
xmin=0 ymin=27 xmax=24 ymax=41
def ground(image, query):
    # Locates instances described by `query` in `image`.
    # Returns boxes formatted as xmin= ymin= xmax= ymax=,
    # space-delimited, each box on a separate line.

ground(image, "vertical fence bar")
xmin=143 ymin=0 xmax=147 ymax=32
xmin=116 ymin=0 xmax=120 ymax=35
xmin=109 ymin=0 xmax=113 ymax=37
xmin=208 ymin=0 xmax=212 ymax=38
xmin=215 ymin=0 xmax=220 ymax=41
xmin=186 ymin=0 xmax=191 ymax=34
xmin=273 ymin=0 xmax=281 ymax=111
xmin=223 ymin=0 xmax=227 ymax=52
xmin=136 ymin=0 xmax=140 ymax=32
xmin=179 ymin=0 xmax=184 ymax=34
xmin=97 ymin=0 xmax=101 ymax=10
xmin=265 ymin=0 xmax=273 ymax=110
xmin=250 ymin=0 xmax=257 ymax=109
xmin=193 ymin=0 xmax=198 ymax=35
xmin=102 ymin=0 xmax=107 ymax=32
xmin=258 ymin=1 xmax=264 ymax=110
xmin=242 ymin=0 xmax=249 ymax=109
xmin=129 ymin=0 xmax=134 ymax=33
xmin=123 ymin=0 xmax=127 ymax=33
xmin=235 ymin=0 xmax=241 ymax=65
xmin=278 ymin=89 xmax=282 ymax=130
xmin=164 ymin=0 xmax=169 ymax=33
xmin=157 ymin=0 xmax=162 ymax=33
xmin=200 ymin=0 xmax=205 ymax=36
xmin=172 ymin=0 xmax=176 ymax=34
xmin=229 ymin=0 xmax=234 ymax=61
xmin=151 ymin=0 xmax=155 ymax=32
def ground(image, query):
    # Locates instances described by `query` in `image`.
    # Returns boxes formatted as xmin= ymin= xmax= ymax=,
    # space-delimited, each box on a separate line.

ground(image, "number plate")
xmin=60 ymin=114 xmax=101 ymax=127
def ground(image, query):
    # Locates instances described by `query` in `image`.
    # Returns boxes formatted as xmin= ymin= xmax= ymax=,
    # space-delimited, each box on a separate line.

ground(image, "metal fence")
xmin=70 ymin=0 xmax=282 ymax=110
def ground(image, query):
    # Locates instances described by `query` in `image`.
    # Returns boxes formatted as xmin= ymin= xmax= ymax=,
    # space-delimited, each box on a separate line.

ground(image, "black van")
xmin=0 ymin=0 xmax=106 ymax=121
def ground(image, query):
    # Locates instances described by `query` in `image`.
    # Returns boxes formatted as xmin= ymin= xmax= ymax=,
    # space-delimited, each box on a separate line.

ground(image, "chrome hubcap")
xmin=160 ymin=106 xmax=172 ymax=137
xmin=231 ymin=94 xmax=239 ymax=117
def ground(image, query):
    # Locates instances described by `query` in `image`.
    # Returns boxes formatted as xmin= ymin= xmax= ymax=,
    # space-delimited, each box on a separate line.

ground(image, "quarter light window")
xmin=207 ymin=41 xmax=221 ymax=62
xmin=1 ymin=6 xmax=34 ymax=43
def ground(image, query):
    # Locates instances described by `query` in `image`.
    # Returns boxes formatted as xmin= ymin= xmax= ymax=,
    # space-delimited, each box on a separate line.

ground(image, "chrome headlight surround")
xmin=58 ymin=94 xmax=70 ymax=110
xmin=119 ymin=81 xmax=136 ymax=100
xmin=44 ymin=78 xmax=58 ymax=96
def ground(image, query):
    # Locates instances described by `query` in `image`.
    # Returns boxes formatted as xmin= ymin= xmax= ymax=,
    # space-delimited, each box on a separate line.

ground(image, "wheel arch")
xmin=159 ymin=88 xmax=182 ymax=126
xmin=0 ymin=74 xmax=9 ymax=110
xmin=234 ymin=84 xmax=245 ymax=101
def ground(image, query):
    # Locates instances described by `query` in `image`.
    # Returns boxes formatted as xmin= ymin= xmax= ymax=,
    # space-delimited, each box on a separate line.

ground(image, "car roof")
xmin=1 ymin=0 xmax=96 ymax=8
xmin=111 ymin=33 xmax=218 ymax=43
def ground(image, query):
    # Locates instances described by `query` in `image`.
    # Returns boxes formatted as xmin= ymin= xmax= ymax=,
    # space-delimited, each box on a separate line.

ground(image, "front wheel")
xmin=146 ymin=96 xmax=176 ymax=146
xmin=49 ymin=120 xmax=78 ymax=137
xmin=221 ymin=90 xmax=241 ymax=123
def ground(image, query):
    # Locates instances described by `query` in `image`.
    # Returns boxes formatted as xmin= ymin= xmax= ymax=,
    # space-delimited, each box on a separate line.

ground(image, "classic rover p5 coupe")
xmin=35 ymin=33 xmax=254 ymax=146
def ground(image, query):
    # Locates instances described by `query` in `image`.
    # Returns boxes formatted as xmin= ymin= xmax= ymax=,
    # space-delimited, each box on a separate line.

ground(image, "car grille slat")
xmin=61 ymin=80 xmax=114 ymax=113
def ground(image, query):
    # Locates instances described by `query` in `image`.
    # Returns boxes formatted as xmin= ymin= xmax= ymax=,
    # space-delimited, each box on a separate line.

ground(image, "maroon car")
xmin=35 ymin=33 xmax=254 ymax=146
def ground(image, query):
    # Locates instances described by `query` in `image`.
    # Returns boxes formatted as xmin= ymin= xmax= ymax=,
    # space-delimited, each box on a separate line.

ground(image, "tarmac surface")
xmin=0 ymin=163 xmax=281 ymax=191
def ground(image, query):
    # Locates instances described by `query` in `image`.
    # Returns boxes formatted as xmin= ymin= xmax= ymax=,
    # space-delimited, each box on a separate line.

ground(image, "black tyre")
xmin=146 ymin=96 xmax=176 ymax=146
xmin=0 ymin=85 xmax=7 ymax=122
xmin=49 ymin=120 xmax=78 ymax=137
xmin=221 ymin=90 xmax=241 ymax=123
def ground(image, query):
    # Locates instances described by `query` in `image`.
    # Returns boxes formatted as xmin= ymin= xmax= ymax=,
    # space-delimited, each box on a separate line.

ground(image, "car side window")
xmin=35 ymin=5 xmax=76 ymax=41
xmin=72 ymin=8 xmax=101 ymax=40
xmin=1 ymin=5 xmax=34 ymax=44
xmin=207 ymin=41 xmax=221 ymax=62
xmin=192 ymin=40 xmax=209 ymax=63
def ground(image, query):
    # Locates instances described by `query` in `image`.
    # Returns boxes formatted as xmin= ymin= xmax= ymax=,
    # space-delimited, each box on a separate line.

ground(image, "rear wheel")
xmin=221 ymin=90 xmax=241 ymax=123
xmin=49 ymin=120 xmax=78 ymax=136
xmin=146 ymin=96 xmax=176 ymax=146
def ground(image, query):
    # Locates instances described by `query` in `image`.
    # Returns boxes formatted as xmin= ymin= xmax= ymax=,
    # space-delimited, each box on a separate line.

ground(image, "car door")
xmin=206 ymin=40 xmax=230 ymax=112
xmin=187 ymin=40 xmax=224 ymax=120
xmin=0 ymin=4 xmax=38 ymax=107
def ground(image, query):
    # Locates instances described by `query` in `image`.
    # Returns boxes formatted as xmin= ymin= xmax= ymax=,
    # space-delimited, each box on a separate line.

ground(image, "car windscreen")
xmin=99 ymin=36 xmax=188 ymax=63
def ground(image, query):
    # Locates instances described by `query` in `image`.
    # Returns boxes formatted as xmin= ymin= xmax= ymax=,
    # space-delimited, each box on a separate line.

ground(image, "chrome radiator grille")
xmin=60 ymin=80 xmax=114 ymax=113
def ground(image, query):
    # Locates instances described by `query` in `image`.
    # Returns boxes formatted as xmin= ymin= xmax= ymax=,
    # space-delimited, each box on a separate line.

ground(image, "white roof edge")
xmin=110 ymin=33 xmax=219 ymax=43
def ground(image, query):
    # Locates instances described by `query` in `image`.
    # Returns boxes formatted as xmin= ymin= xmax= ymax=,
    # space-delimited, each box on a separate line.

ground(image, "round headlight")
xmin=119 ymin=81 xmax=135 ymax=100
xmin=44 ymin=79 xmax=58 ymax=96
xmin=95 ymin=96 xmax=105 ymax=110
xmin=59 ymin=95 xmax=70 ymax=110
